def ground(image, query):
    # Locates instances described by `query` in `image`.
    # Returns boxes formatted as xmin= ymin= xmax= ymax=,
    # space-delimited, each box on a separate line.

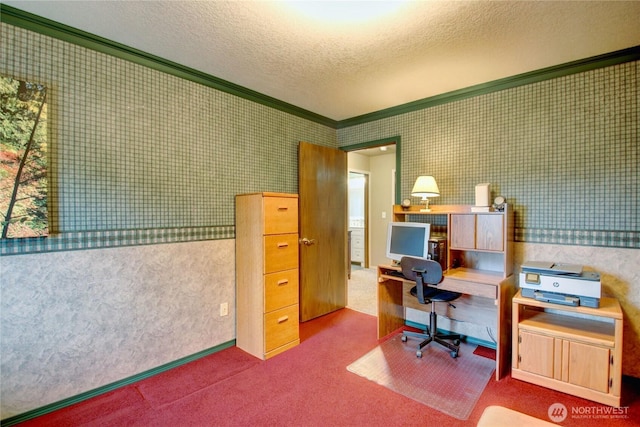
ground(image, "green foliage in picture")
xmin=0 ymin=75 xmax=48 ymax=238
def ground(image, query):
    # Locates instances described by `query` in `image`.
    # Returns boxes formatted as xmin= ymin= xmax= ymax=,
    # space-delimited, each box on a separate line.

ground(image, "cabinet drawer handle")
xmin=277 ymin=279 xmax=289 ymax=285
xmin=277 ymin=315 xmax=289 ymax=323
xmin=277 ymin=242 xmax=289 ymax=248
xmin=277 ymin=207 xmax=289 ymax=211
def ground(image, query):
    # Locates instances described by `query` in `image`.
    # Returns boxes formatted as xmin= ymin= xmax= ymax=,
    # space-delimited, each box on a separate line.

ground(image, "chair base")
xmin=402 ymin=309 xmax=461 ymax=358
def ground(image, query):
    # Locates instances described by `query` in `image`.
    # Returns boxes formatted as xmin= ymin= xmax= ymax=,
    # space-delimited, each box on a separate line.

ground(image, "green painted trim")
xmin=337 ymin=45 xmax=640 ymax=129
xmin=0 ymin=5 xmax=338 ymax=129
xmin=0 ymin=340 xmax=236 ymax=426
xmin=341 ymin=136 xmax=402 ymax=204
xmin=404 ymin=320 xmax=497 ymax=350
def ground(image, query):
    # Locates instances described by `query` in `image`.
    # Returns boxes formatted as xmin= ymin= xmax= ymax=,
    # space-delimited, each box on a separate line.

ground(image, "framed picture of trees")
xmin=1 ymin=75 xmax=48 ymax=238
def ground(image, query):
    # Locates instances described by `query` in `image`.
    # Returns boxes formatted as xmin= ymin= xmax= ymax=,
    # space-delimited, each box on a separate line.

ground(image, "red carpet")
xmin=14 ymin=308 xmax=640 ymax=426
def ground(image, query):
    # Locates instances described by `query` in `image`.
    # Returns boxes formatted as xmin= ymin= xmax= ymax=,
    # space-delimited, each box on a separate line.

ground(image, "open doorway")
xmin=345 ymin=141 xmax=398 ymax=316
xmin=346 ymin=142 xmax=398 ymax=268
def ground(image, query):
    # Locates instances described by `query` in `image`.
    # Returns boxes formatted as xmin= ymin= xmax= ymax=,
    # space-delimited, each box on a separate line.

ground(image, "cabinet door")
xmin=519 ymin=330 xmax=555 ymax=378
xmin=450 ymin=214 xmax=476 ymax=249
xmin=568 ymin=341 xmax=611 ymax=393
xmin=476 ymin=215 xmax=503 ymax=251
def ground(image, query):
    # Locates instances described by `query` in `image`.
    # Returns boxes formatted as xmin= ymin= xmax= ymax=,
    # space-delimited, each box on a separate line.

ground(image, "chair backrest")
xmin=400 ymin=257 xmax=443 ymax=304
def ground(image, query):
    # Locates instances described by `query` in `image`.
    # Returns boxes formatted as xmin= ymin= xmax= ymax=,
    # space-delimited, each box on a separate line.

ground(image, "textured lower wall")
xmin=407 ymin=243 xmax=640 ymax=379
xmin=0 ymin=239 xmax=235 ymax=419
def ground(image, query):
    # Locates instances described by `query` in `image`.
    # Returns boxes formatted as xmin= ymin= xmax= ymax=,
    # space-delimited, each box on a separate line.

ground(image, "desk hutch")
xmin=377 ymin=204 xmax=514 ymax=380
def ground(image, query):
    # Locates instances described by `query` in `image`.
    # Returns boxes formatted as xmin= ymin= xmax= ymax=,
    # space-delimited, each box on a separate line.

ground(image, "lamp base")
xmin=420 ymin=197 xmax=431 ymax=212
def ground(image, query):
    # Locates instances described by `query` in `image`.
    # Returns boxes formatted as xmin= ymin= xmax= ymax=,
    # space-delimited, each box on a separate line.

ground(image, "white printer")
xmin=519 ymin=261 xmax=601 ymax=308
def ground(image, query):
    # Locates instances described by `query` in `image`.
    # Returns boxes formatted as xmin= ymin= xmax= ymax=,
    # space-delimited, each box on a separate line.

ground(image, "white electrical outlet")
xmin=220 ymin=302 xmax=229 ymax=317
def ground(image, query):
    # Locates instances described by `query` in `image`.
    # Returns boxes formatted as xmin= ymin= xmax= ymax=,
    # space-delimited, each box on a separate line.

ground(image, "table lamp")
xmin=411 ymin=176 xmax=440 ymax=212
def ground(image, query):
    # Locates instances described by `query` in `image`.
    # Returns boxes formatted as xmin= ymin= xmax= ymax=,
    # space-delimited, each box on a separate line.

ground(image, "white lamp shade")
xmin=411 ymin=176 xmax=440 ymax=198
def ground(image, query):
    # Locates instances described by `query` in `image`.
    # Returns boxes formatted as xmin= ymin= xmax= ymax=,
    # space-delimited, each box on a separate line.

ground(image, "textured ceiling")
xmin=4 ymin=1 xmax=640 ymax=120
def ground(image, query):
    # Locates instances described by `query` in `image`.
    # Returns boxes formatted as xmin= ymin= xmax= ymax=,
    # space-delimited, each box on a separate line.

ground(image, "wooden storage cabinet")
xmin=512 ymin=290 xmax=623 ymax=407
xmin=350 ymin=228 xmax=364 ymax=264
xmin=236 ymin=192 xmax=300 ymax=360
xmin=451 ymin=213 xmax=503 ymax=251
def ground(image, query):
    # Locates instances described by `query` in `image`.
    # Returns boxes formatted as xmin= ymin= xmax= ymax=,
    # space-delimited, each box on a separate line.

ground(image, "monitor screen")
xmin=386 ymin=222 xmax=431 ymax=262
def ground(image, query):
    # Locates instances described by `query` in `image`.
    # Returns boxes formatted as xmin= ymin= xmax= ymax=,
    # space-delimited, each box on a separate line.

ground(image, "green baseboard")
xmin=0 ymin=340 xmax=236 ymax=426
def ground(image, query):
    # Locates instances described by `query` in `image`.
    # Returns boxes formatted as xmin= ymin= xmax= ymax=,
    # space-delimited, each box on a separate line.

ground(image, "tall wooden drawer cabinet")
xmin=236 ymin=192 xmax=300 ymax=360
xmin=512 ymin=290 xmax=623 ymax=407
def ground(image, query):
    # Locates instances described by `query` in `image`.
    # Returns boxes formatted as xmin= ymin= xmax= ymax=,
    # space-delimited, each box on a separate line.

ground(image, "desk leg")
xmin=496 ymin=275 xmax=515 ymax=380
xmin=377 ymin=278 xmax=405 ymax=339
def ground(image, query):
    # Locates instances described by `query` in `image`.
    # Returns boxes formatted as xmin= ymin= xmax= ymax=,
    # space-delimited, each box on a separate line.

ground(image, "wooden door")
xmin=298 ymin=141 xmax=347 ymax=321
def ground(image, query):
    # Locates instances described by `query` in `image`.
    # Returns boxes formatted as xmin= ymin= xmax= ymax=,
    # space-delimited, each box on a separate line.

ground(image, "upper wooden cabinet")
xmin=451 ymin=213 xmax=504 ymax=251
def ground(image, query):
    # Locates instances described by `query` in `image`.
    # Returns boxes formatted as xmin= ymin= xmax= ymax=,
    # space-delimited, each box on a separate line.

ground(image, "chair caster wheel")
xmin=401 ymin=335 xmax=407 ymax=342
xmin=450 ymin=350 xmax=458 ymax=358
xmin=454 ymin=339 xmax=460 ymax=346
xmin=416 ymin=350 xmax=422 ymax=358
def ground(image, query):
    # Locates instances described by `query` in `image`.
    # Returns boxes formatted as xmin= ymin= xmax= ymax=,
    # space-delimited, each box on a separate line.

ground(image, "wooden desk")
xmin=377 ymin=264 xmax=515 ymax=380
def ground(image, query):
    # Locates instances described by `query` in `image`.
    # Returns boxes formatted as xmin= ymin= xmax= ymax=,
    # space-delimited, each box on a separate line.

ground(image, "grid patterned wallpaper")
xmin=1 ymin=22 xmax=637 ymax=254
xmin=339 ymin=61 xmax=639 ymax=248
xmin=0 ymin=23 xmax=336 ymax=255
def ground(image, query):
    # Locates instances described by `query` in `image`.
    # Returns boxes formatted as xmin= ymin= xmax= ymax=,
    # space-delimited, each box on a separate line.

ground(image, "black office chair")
xmin=400 ymin=256 xmax=461 ymax=359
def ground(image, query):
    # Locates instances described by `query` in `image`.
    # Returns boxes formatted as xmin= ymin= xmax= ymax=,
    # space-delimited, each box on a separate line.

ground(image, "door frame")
xmin=340 ymin=136 xmax=402 ymax=205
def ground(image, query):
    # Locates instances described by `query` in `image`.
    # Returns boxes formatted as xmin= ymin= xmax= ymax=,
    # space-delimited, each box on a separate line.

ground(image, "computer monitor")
xmin=385 ymin=221 xmax=431 ymax=263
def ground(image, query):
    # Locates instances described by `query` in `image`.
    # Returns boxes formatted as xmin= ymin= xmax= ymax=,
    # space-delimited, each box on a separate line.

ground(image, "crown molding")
xmin=0 ymin=4 xmax=338 ymax=128
xmin=337 ymin=45 xmax=640 ymax=129
xmin=2 ymin=5 xmax=638 ymax=131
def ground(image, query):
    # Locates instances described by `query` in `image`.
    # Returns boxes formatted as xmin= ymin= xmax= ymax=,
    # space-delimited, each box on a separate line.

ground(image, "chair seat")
xmin=410 ymin=286 xmax=461 ymax=303
xmin=409 ymin=285 xmax=441 ymax=302
xmin=430 ymin=290 xmax=461 ymax=302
